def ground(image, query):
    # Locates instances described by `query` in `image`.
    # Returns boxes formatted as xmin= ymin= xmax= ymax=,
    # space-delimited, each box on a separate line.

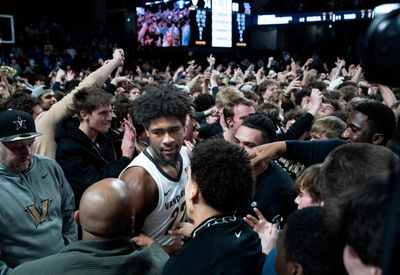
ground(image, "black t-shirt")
xmin=236 ymin=161 xmax=297 ymax=224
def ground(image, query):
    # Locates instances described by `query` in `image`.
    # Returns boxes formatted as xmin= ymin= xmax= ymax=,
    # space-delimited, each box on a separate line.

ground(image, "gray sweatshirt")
xmin=0 ymin=155 xmax=77 ymax=274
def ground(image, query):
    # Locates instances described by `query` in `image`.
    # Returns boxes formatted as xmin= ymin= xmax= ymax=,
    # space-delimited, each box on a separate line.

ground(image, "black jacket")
xmin=162 ymin=215 xmax=265 ymax=275
xmin=55 ymin=117 xmax=131 ymax=208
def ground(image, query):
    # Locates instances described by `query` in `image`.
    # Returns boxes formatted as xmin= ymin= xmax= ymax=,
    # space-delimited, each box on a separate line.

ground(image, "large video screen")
xmin=135 ymin=0 xmax=251 ymax=49
xmin=136 ymin=0 xmax=191 ymax=48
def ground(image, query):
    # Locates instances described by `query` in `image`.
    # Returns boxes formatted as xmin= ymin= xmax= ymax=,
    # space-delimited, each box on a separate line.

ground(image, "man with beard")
xmin=119 ymin=85 xmax=193 ymax=254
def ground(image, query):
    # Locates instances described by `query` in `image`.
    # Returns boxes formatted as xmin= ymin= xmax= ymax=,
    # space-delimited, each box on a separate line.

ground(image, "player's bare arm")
xmin=120 ymin=166 xmax=158 ymax=235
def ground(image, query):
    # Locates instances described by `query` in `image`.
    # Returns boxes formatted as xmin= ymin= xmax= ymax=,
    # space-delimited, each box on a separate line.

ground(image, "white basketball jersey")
xmin=119 ymin=147 xmax=189 ymax=245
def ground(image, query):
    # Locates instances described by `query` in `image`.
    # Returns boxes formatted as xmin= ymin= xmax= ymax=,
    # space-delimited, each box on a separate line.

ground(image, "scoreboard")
xmin=256 ymin=9 xmax=373 ymax=26
xmin=191 ymin=0 xmax=251 ymax=48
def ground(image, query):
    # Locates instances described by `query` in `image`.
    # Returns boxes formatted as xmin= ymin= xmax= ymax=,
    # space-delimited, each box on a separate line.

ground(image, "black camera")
xmin=360 ymin=3 xmax=400 ymax=86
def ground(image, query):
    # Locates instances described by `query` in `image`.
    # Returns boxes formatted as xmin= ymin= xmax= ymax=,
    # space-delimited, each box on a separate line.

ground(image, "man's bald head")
xmin=77 ymin=178 xmax=133 ymax=239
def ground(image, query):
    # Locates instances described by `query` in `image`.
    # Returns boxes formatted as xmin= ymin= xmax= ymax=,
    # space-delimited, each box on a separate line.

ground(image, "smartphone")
xmin=272 ymin=214 xmax=283 ymax=231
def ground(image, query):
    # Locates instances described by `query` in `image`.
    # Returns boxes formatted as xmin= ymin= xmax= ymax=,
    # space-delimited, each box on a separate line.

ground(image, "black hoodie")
xmin=55 ymin=117 xmax=131 ymax=208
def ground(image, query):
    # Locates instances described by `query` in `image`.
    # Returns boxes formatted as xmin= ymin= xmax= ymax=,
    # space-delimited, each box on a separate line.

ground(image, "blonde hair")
xmin=256 ymin=101 xmax=280 ymax=114
xmin=215 ymin=86 xmax=244 ymax=108
xmin=310 ymin=116 xmax=347 ymax=139
xmin=258 ymin=79 xmax=278 ymax=95
xmin=267 ymin=89 xmax=284 ymax=105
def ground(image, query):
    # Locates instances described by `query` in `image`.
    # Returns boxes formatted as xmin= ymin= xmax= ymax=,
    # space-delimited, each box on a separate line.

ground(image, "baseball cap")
xmin=0 ymin=109 xmax=41 ymax=142
xmin=31 ymin=85 xmax=51 ymax=98
xmin=174 ymin=84 xmax=190 ymax=94
xmin=267 ymin=70 xmax=277 ymax=78
xmin=328 ymin=77 xmax=344 ymax=91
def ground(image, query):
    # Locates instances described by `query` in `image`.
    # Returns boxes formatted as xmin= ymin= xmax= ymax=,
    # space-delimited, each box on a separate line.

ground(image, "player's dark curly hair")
xmin=133 ymin=85 xmax=193 ymax=128
xmin=190 ymin=139 xmax=255 ymax=212
xmin=354 ymin=100 xmax=395 ymax=145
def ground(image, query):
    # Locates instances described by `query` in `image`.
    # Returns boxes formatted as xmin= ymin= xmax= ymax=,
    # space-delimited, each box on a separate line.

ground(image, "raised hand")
xmin=305 ymin=57 xmax=313 ymax=66
xmin=136 ymin=65 xmax=142 ymax=76
xmin=120 ymin=114 xmax=137 ymax=159
xmin=305 ymin=88 xmax=323 ymax=115
xmin=244 ymin=208 xmax=271 ymax=233
xmin=112 ymin=48 xmax=125 ymax=67
xmin=257 ymin=66 xmax=265 ymax=76
xmin=66 ymin=70 xmax=75 ymax=81
xmin=335 ymin=57 xmax=345 ymax=68
xmin=291 ymin=58 xmax=296 ymax=72
xmin=55 ymin=69 xmax=66 ymax=82
xmin=207 ymin=54 xmax=216 ymax=68
xmin=244 ymin=208 xmax=278 ymax=255
xmin=225 ymin=65 xmax=232 ymax=76
xmin=176 ymin=66 xmax=185 ymax=74
xmin=267 ymin=56 xmax=274 ymax=68
xmin=286 ymin=76 xmax=302 ymax=93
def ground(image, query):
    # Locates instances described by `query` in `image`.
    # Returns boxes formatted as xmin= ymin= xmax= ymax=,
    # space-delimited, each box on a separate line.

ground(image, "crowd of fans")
xmin=0 ymin=10 xmax=399 ymax=275
xmin=137 ymin=5 xmax=190 ymax=47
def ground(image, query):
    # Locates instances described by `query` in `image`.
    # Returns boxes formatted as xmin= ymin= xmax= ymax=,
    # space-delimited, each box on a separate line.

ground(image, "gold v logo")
xmin=25 ymin=199 xmax=51 ymax=227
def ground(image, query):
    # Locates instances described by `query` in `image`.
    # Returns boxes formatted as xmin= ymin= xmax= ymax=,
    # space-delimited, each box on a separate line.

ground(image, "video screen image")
xmin=136 ymin=0 xmax=191 ymax=48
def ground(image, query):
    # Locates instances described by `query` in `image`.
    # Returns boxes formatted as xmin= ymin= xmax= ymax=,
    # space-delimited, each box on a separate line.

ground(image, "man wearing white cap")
xmin=31 ymin=85 xmax=57 ymax=111
xmin=0 ymin=109 xmax=77 ymax=274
